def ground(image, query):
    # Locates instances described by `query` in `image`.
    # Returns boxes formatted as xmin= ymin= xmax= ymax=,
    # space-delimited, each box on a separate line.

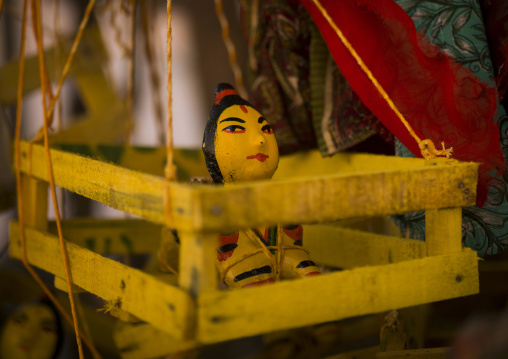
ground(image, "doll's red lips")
xmin=247 ymin=153 xmax=269 ymax=162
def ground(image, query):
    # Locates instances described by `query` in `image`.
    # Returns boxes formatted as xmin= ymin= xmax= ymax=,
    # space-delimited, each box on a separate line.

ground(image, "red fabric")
xmin=217 ymin=232 xmax=240 ymax=262
xmin=282 ymin=225 xmax=303 ymax=242
xmin=300 ymin=0 xmax=505 ymax=206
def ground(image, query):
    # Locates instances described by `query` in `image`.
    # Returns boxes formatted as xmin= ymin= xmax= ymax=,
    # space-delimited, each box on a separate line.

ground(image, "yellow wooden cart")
xmin=9 ymin=139 xmax=479 ymax=358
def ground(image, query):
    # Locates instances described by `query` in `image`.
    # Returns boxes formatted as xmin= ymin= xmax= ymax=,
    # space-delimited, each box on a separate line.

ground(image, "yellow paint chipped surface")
xmin=9 ymin=223 xmax=194 ymax=341
xmin=19 ymin=142 xmax=478 ymax=233
xmin=197 ymin=249 xmax=478 ymax=343
xmin=304 ymin=224 xmax=426 ymax=268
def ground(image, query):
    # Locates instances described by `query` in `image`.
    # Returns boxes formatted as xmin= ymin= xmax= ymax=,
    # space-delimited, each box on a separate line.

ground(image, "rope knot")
xmin=419 ymin=139 xmax=453 ymax=159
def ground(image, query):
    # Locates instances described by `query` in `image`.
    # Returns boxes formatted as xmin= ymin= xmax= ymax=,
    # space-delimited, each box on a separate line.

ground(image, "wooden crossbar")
xmin=18 ymin=141 xmax=478 ymax=232
xmin=9 ymin=223 xmax=195 ymax=341
xmin=197 ymin=249 xmax=479 ymax=343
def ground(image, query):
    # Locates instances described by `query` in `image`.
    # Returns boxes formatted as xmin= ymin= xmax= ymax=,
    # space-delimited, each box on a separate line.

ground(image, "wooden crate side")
xmin=274 ymin=150 xmax=445 ymax=181
xmin=48 ymin=219 xmax=162 ymax=254
xmin=19 ymin=141 xmax=168 ymax=224
xmin=303 ymin=225 xmax=426 ymax=269
xmin=197 ymin=249 xmax=479 ymax=343
xmin=9 ymin=223 xmax=194 ymax=341
xmin=191 ymin=162 xmax=477 ymax=233
xmin=50 ymin=143 xmax=208 ymax=179
xmin=426 ymin=208 xmax=462 ymax=256
xmin=19 ymin=142 xmax=477 ymax=232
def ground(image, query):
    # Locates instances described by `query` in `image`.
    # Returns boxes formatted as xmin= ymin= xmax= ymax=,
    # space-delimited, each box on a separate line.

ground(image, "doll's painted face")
xmin=0 ymin=304 xmax=58 ymax=359
xmin=215 ymin=104 xmax=279 ymax=183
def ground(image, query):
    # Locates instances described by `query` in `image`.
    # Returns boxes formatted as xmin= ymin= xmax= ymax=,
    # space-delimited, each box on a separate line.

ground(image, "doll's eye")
xmin=223 ymin=125 xmax=246 ymax=134
xmin=261 ymin=124 xmax=273 ymax=134
xmin=11 ymin=313 xmax=27 ymax=325
xmin=40 ymin=322 xmax=57 ymax=333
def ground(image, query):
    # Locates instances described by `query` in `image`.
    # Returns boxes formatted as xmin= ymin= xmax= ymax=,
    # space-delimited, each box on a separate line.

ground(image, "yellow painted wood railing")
xmin=9 ymin=141 xmax=480 ymax=358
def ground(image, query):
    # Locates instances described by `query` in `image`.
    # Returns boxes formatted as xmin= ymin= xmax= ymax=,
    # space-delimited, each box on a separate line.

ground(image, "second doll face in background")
xmin=215 ymin=104 xmax=279 ymax=184
xmin=0 ymin=304 xmax=59 ymax=359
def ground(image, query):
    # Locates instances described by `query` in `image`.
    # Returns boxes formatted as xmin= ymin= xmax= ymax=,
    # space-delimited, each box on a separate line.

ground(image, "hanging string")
xmin=310 ymin=0 xmax=452 ymax=159
xmin=31 ymin=0 xmax=88 ymax=357
xmin=125 ymin=0 xmax=137 ymax=144
xmin=30 ymin=0 xmax=55 ymax=141
xmin=214 ymin=0 xmax=248 ymax=99
xmin=53 ymin=0 xmax=65 ymax=219
xmin=31 ymin=0 xmax=96 ymax=143
xmin=14 ymin=1 xmax=101 ymax=358
xmin=52 ymin=0 xmax=63 ymax=133
xmin=141 ymin=0 xmax=165 ymax=146
xmin=164 ymin=0 xmax=176 ymax=181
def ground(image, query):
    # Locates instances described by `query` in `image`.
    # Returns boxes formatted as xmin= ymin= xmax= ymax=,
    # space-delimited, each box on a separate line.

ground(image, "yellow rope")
xmin=32 ymin=1 xmax=84 ymax=357
xmin=141 ymin=0 xmax=165 ymax=145
xmin=164 ymin=0 xmax=177 ymax=181
xmin=16 ymin=1 xmax=101 ymax=358
xmin=275 ymin=227 xmax=283 ymax=281
xmin=310 ymin=0 xmax=422 ymax=145
xmin=125 ymin=0 xmax=137 ymax=144
xmin=31 ymin=0 xmax=96 ymax=144
xmin=247 ymin=230 xmax=277 ymax=275
xmin=53 ymin=0 xmax=65 ymax=219
xmin=214 ymin=0 xmax=248 ymax=99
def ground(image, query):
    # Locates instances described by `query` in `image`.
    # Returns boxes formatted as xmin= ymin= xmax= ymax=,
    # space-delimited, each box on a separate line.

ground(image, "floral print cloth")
xmin=393 ymin=0 xmax=508 ymax=257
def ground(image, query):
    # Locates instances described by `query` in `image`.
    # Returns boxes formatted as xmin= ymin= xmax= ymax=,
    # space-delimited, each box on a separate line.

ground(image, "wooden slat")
xmin=274 ymin=150 xmax=434 ymax=180
xmin=20 ymin=175 xmax=48 ymax=231
xmin=304 ymin=225 xmax=425 ymax=269
xmin=113 ymin=322 xmax=199 ymax=359
xmin=191 ymin=163 xmax=477 ymax=233
xmin=19 ymin=141 xmax=167 ymax=224
xmin=50 ymin=143 xmax=208 ymax=179
xmin=197 ymin=249 xmax=479 ymax=343
xmin=48 ymin=219 xmax=162 ymax=254
xmin=425 ymin=208 xmax=462 ymax=256
xmin=9 ymin=223 xmax=194 ymax=341
xmin=178 ymin=231 xmax=219 ymax=298
xmin=19 ymin=142 xmax=478 ymax=233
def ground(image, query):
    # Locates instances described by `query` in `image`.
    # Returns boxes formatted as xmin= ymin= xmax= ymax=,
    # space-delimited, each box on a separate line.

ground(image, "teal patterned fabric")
xmin=393 ymin=0 xmax=508 ymax=257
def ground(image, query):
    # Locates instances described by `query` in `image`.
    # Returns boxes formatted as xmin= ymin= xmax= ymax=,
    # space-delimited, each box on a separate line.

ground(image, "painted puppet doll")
xmin=0 ymin=298 xmax=63 ymax=359
xmin=202 ymin=83 xmax=321 ymax=288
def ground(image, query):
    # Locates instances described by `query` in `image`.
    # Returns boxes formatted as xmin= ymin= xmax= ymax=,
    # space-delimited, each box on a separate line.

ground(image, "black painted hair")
xmin=202 ymin=83 xmax=254 ymax=184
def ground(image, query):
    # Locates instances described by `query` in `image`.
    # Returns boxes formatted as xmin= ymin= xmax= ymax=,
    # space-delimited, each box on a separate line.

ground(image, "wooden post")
xmin=20 ymin=174 xmax=48 ymax=231
xmin=178 ymin=231 xmax=219 ymax=340
xmin=425 ymin=208 xmax=462 ymax=256
xmin=178 ymin=231 xmax=219 ymax=297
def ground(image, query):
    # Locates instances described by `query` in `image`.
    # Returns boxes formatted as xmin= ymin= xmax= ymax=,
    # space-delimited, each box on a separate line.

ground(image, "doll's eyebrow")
xmin=258 ymin=117 xmax=266 ymax=124
xmin=219 ymin=117 xmax=245 ymax=124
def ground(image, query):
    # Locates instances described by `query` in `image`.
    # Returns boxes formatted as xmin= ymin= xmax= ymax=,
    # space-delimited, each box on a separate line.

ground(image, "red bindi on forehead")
xmin=240 ymin=105 xmax=248 ymax=113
